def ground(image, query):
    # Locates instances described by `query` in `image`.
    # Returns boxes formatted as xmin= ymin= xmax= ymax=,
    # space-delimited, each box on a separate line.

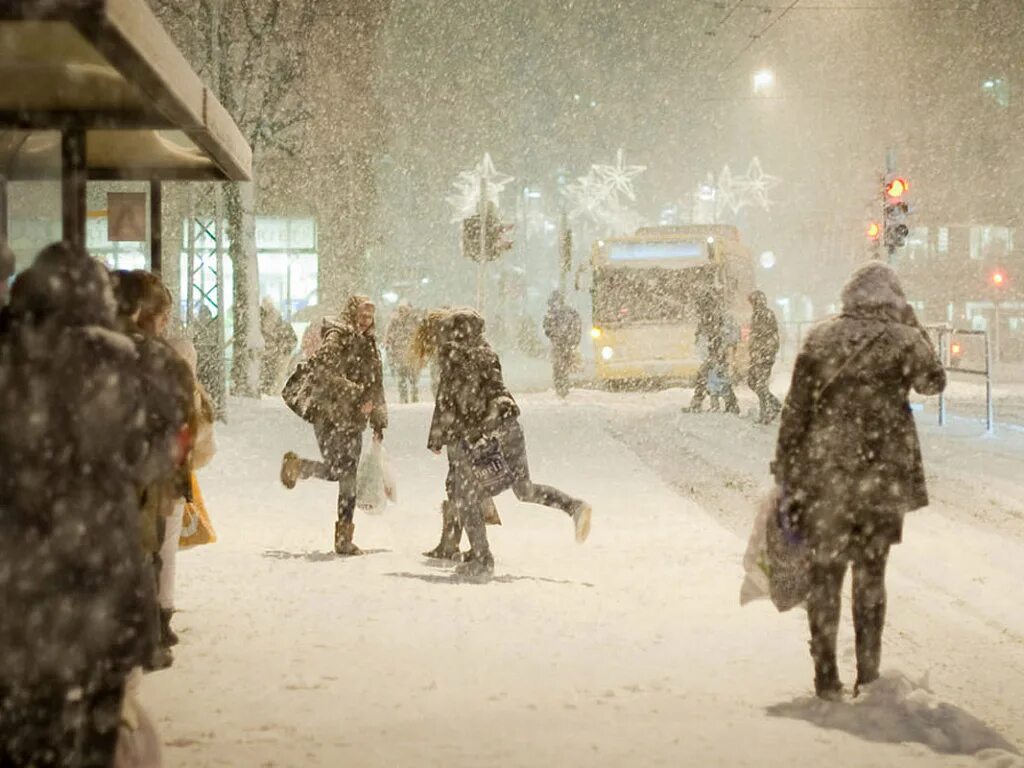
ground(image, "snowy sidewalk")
xmin=145 ymin=394 xmax=1023 ymax=767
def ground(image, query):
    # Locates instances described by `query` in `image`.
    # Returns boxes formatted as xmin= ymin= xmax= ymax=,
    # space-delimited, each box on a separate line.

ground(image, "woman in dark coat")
xmin=0 ymin=244 xmax=176 ymax=766
xmin=427 ymin=309 xmax=592 ymax=579
xmin=280 ymin=295 xmax=388 ymax=555
xmin=771 ymin=261 xmax=946 ymax=699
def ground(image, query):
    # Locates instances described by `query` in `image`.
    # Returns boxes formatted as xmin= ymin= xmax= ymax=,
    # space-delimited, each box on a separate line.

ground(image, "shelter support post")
xmin=150 ymin=179 xmax=162 ymax=275
xmin=61 ymin=129 xmax=86 ymax=250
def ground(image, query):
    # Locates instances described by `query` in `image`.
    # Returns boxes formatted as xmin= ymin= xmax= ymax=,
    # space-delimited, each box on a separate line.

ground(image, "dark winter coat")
xmin=428 ymin=309 xmax=520 ymax=451
xmin=748 ymin=298 xmax=780 ymax=370
xmin=311 ymin=296 xmax=387 ymax=434
xmin=771 ymin=262 xmax=946 ymax=562
xmin=543 ymin=297 xmax=582 ymax=350
xmin=0 ymin=250 xmax=173 ymax=688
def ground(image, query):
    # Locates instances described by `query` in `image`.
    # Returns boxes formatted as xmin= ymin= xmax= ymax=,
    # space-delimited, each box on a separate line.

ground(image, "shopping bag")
xmin=179 ymin=473 xmax=216 ymax=549
xmin=739 ymin=493 xmax=771 ymax=606
xmin=462 ymin=435 xmax=514 ymax=497
xmin=357 ymin=438 xmax=391 ymax=514
xmin=764 ymin=485 xmax=810 ymax=612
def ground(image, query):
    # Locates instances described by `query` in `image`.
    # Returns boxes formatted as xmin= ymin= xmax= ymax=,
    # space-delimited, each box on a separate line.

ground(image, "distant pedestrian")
xmin=280 ymin=296 xmax=388 ymax=555
xmin=260 ymin=298 xmax=298 ymax=395
xmin=543 ymin=290 xmax=582 ymax=398
xmin=686 ymin=290 xmax=738 ymax=414
xmin=747 ymin=290 xmax=782 ymax=423
xmin=384 ymin=300 xmax=425 ymax=403
xmin=427 ymin=308 xmax=592 ymax=580
xmin=771 ymin=261 xmax=946 ymax=699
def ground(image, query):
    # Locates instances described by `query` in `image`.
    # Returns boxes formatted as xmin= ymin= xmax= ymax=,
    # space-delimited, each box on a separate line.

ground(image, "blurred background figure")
xmin=542 ymin=290 xmax=582 ymax=399
xmin=260 ymin=297 xmax=298 ymax=396
xmin=384 ymin=299 xmax=425 ymax=403
xmin=747 ymin=290 xmax=782 ymax=424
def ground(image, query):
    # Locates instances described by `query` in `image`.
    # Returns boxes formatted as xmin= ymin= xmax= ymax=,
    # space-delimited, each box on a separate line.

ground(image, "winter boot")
xmin=454 ymin=550 xmax=494 ymax=581
xmin=159 ymin=608 xmax=179 ymax=648
xmin=423 ymin=501 xmax=463 ymax=559
xmin=280 ymin=451 xmax=301 ymax=489
xmin=334 ymin=521 xmax=363 ymax=556
xmin=571 ymin=500 xmax=593 ymax=543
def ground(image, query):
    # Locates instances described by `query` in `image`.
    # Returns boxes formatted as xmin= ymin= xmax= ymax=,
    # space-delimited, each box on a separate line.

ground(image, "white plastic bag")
xmin=357 ymin=437 xmax=397 ymax=514
xmin=739 ymin=491 xmax=772 ymax=606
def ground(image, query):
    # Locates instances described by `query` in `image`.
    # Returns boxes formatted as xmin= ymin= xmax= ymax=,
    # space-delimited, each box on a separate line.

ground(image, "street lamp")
xmin=753 ymin=69 xmax=775 ymax=95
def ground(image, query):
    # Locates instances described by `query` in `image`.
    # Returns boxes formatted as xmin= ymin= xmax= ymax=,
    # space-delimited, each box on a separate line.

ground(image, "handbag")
xmin=180 ymin=473 xmax=216 ymax=549
xmin=764 ymin=485 xmax=810 ymax=612
xmin=462 ymin=434 xmax=514 ymax=497
xmin=282 ymin=356 xmax=324 ymax=423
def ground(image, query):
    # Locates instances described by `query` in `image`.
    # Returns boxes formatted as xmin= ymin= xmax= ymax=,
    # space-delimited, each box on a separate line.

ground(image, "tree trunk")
xmin=226 ymin=180 xmax=262 ymax=397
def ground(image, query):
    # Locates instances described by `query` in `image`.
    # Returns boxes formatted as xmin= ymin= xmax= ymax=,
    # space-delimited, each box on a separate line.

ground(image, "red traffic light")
xmin=885 ymin=177 xmax=909 ymax=200
xmin=867 ymin=221 xmax=881 ymax=240
xmin=991 ymin=270 xmax=1006 ymax=287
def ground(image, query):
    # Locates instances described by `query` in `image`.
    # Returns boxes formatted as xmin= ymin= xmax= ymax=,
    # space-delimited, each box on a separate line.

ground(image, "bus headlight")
xmin=601 ymin=346 xmax=614 ymax=361
xmin=590 ymin=327 xmax=603 ymax=339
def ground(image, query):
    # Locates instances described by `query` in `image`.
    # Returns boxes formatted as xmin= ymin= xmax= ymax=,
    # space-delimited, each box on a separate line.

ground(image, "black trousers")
xmin=747 ymin=362 xmax=780 ymax=420
xmin=806 ymin=545 xmax=889 ymax=693
xmin=297 ymin=423 xmax=363 ymax=524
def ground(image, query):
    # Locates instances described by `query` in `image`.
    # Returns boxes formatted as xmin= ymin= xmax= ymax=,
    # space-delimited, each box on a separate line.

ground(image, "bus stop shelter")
xmin=0 ymin=0 xmax=252 ymax=270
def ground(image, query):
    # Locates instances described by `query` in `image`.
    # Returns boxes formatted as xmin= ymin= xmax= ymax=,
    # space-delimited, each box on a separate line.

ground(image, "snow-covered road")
xmin=146 ymin=388 xmax=1024 ymax=767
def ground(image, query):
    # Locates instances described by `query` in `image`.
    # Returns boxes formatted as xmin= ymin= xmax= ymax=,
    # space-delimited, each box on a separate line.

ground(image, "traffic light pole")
xmin=477 ymin=175 xmax=487 ymax=312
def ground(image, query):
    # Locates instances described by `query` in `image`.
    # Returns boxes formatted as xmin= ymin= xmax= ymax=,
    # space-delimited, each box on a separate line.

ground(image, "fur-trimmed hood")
xmin=840 ymin=262 xmax=908 ymax=319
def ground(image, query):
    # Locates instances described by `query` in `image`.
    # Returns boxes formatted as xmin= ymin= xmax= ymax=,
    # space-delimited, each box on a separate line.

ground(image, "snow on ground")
xmin=145 ymin=374 xmax=1024 ymax=767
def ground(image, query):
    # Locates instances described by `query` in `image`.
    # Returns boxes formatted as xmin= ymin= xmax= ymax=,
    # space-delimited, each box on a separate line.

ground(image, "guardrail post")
xmin=985 ymin=330 xmax=995 ymax=435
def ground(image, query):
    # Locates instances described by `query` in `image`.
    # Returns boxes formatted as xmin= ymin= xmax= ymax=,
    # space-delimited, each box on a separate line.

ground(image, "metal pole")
xmin=0 ymin=174 xmax=9 ymax=249
xmin=61 ymin=129 xmax=87 ymax=250
xmin=985 ymin=329 xmax=995 ymax=435
xmin=477 ymin=174 xmax=487 ymax=312
xmin=938 ymin=327 xmax=948 ymax=427
xmin=150 ymin=180 xmax=162 ymax=275
xmin=186 ymin=187 xmax=196 ymax=324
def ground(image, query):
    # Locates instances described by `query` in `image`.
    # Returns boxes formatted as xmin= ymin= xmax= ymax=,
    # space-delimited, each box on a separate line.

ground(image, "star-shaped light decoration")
xmin=592 ymin=148 xmax=646 ymax=202
xmin=564 ymin=170 xmax=607 ymax=224
xmin=739 ymin=156 xmax=781 ymax=212
xmin=446 ymin=152 xmax=515 ymax=222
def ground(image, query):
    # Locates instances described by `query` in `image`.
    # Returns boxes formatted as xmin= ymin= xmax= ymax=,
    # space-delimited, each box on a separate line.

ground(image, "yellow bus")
xmin=589 ymin=225 xmax=756 ymax=384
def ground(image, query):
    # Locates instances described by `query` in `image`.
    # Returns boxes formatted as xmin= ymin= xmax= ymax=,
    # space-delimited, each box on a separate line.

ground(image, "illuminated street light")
xmin=753 ymin=69 xmax=775 ymax=94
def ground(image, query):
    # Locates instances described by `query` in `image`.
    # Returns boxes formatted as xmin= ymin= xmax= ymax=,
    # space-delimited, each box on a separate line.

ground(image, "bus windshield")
xmin=592 ymin=265 xmax=717 ymax=324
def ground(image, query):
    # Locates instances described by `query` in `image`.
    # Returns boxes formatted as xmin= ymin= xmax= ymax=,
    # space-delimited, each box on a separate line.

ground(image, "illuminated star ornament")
xmin=592 ymin=148 xmax=647 ymax=202
xmin=564 ymin=148 xmax=648 ymax=236
xmin=739 ymin=157 xmax=781 ymax=211
xmin=714 ymin=157 xmax=780 ymax=219
xmin=446 ymin=152 xmax=515 ymax=222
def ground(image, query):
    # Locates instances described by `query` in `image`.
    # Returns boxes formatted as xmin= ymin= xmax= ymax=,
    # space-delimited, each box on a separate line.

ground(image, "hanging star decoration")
xmin=564 ymin=148 xmax=648 ymax=236
xmin=446 ymin=152 xmax=515 ymax=222
xmin=713 ymin=157 xmax=781 ymax=219
xmin=591 ymin=148 xmax=647 ymax=202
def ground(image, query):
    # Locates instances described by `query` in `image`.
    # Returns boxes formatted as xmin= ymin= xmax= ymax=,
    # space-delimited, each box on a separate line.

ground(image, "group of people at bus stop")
xmin=0 ymin=235 xmax=948 ymax=767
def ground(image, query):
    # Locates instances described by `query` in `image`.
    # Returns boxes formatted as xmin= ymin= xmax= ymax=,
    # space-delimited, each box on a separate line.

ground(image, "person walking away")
xmin=260 ymin=297 xmax=298 ymax=395
xmin=686 ymin=291 xmax=739 ymax=414
xmin=771 ymin=261 xmax=945 ymax=699
xmin=428 ymin=308 xmax=592 ymax=579
xmin=747 ymin=290 xmax=782 ymax=423
xmin=385 ymin=300 xmax=424 ymax=403
xmin=280 ymin=296 xmax=388 ymax=555
xmin=543 ymin=290 xmax=582 ymax=399
xmin=0 ymin=244 xmax=177 ymax=766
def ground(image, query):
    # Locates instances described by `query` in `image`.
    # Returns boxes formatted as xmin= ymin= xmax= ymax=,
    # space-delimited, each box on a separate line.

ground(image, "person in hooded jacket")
xmin=259 ymin=297 xmax=298 ymax=396
xmin=771 ymin=261 xmax=946 ymax=699
xmin=747 ymin=290 xmax=782 ymax=423
xmin=543 ymin=290 xmax=582 ymax=399
xmin=427 ymin=308 xmax=592 ymax=579
xmin=280 ymin=295 xmax=388 ymax=555
xmin=0 ymin=243 xmax=177 ymax=767
xmin=685 ymin=289 xmax=739 ymax=414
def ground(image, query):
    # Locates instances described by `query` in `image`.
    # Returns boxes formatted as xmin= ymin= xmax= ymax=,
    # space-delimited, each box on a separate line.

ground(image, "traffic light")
xmin=867 ymin=221 xmax=881 ymax=241
xmin=990 ymin=269 xmax=1007 ymax=287
xmin=883 ymin=175 xmax=910 ymax=253
xmin=461 ymin=201 xmax=514 ymax=262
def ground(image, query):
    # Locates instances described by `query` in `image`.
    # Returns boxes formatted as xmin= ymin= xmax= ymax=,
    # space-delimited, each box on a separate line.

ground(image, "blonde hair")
xmin=413 ymin=308 xmax=450 ymax=363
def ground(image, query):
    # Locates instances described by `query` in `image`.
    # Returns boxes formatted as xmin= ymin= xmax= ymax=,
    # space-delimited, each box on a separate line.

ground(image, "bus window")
xmin=592 ymin=265 xmax=718 ymax=324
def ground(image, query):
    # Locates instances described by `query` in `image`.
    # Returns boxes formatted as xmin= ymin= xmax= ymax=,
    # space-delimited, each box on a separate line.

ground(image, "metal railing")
xmin=927 ymin=325 xmax=994 ymax=434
